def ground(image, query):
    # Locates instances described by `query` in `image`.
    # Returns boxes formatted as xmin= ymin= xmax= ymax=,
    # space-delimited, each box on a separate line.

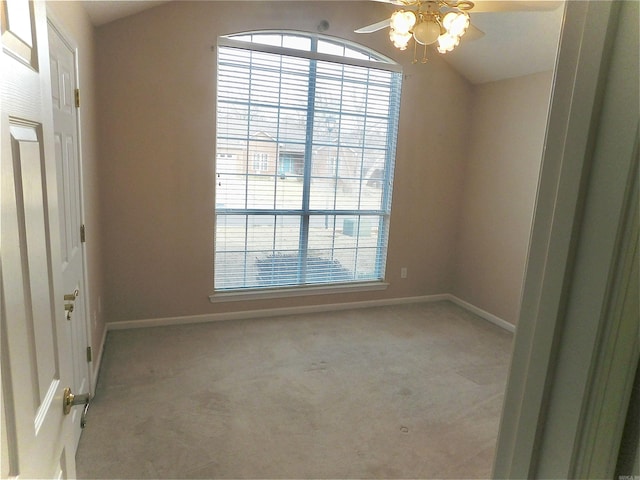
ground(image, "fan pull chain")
xmin=411 ymin=39 xmax=429 ymax=64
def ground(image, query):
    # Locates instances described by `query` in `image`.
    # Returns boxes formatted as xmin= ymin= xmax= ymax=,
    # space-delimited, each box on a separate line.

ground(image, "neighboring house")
xmin=217 ymin=131 xmax=385 ymax=188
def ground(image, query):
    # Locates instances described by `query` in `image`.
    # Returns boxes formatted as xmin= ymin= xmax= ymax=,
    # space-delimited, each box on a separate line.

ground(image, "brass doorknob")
xmin=63 ymin=387 xmax=91 ymax=428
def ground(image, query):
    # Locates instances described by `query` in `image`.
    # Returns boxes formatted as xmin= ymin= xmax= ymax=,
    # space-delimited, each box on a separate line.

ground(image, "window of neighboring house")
xmin=252 ymin=152 xmax=269 ymax=172
xmin=214 ymin=31 xmax=402 ymax=292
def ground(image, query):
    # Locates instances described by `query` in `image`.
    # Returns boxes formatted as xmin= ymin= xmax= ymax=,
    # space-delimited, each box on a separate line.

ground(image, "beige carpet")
xmin=76 ymin=301 xmax=513 ymax=479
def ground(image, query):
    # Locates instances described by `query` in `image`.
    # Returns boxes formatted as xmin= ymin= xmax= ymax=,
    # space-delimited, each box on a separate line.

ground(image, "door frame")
xmin=493 ymin=1 xmax=639 ymax=478
xmin=45 ymin=10 xmax=95 ymax=396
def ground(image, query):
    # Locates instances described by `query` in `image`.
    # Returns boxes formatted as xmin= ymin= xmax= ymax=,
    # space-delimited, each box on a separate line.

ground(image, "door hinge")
xmin=74 ymin=88 xmax=80 ymax=108
xmin=86 ymin=346 xmax=93 ymax=363
xmin=80 ymin=224 xmax=86 ymax=243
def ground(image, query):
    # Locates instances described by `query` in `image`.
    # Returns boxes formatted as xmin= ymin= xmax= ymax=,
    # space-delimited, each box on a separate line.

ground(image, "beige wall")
xmin=453 ymin=71 xmax=553 ymax=325
xmin=47 ymin=2 xmax=105 ymax=359
xmin=94 ymin=1 xmax=472 ymax=323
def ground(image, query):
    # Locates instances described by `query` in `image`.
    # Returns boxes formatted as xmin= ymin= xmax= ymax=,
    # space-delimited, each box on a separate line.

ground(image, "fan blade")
xmin=370 ymin=0 xmax=419 ymax=5
xmin=355 ymin=18 xmax=391 ymax=34
xmin=470 ymin=0 xmax=563 ymax=13
xmin=464 ymin=23 xmax=485 ymax=41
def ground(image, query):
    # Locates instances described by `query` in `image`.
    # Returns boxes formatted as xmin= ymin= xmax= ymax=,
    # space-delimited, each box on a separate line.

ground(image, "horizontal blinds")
xmin=215 ymin=33 xmax=401 ymax=291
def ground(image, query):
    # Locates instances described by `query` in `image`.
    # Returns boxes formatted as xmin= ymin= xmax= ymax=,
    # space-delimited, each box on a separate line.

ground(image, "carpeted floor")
xmin=76 ymin=301 xmax=513 ymax=479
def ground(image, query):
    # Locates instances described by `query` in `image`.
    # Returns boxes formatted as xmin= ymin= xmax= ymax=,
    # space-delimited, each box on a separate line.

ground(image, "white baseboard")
xmin=90 ymin=325 xmax=108 ymax=395
xmin=106 ymin=294 xmax=450 ymax=331
xmin=105 ymin=293 xmax=515 ymax=334
xmin=445 ymin=295 xmax=516 ymax=333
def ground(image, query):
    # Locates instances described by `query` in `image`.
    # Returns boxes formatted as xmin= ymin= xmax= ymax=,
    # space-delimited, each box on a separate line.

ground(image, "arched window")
xmin=214 ymin=31 xmax=402 ymax=292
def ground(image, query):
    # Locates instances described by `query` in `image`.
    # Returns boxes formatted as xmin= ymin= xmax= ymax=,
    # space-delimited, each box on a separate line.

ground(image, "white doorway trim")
xmin=46 ymin=11 xmax=95 ymax=397
xmin=493 ymin=1 xmax=639 ymax=478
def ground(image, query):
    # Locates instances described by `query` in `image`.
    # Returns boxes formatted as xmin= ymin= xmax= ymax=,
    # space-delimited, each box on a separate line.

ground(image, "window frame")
xmin=212 ymin=31 xmax=402 ymax=296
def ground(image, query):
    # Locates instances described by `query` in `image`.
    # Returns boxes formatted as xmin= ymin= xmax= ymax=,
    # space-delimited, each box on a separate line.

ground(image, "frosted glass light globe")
xmin=389 ymin=29 xmax=412 ymax=50
xmin=412 ymin=20 xmax=441 ymax=45
xmin=442 ymin=11 xmax=470 ymax=37
xmin=437 ymin=33 xmax=460 ymax=53
xmin=390 ymin=10 xmax=416 ymax=35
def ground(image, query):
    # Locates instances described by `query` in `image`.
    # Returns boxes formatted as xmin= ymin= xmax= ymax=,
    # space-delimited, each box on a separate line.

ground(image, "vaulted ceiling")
xmin=81 ymin=0 xmax=564 ymax=85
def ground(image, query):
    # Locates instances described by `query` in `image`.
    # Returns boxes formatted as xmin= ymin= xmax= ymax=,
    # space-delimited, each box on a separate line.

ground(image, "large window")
xmin=215 ymin=31 xmax=402 ymax=291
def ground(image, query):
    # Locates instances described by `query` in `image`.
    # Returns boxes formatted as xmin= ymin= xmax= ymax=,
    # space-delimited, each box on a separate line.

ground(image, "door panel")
xmin=49 ymin=20 xmax=90 ymax=449
xmin=11 ymin=124 xmax=59 ymax=407
xmin=1 ymin=0 xmax=75 ymax=477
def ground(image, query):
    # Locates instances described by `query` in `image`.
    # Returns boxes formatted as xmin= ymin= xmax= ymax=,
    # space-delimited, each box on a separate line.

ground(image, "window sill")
xmin=209 ymin=281 xmax=389 ymax=303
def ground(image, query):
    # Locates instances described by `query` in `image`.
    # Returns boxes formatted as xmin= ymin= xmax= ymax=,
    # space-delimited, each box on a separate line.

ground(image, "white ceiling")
xmin=445 ymin=6 xmax=564 ymax=84
xmin=82 ymin=0 xmax=170 ymax=26
xmin=81 ymin=0 xmax=565 ymax=85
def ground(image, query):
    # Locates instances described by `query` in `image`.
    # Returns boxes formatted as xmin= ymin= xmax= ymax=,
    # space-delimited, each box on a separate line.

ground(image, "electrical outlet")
xmin=401 ymin=267 xmax=407 ymax=279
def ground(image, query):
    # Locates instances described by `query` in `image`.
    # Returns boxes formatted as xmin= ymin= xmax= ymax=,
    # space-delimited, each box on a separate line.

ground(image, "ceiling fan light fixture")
xmin=389 ymin=10 xmax=416 ymax=35
xmin=354 ymin=0 xmax=477 ymax=61
xmin=412 ymin=19 xmax=441 ymax=45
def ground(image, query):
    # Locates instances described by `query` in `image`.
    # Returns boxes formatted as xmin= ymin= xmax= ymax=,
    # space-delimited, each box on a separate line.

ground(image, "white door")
xmin=48 ymin=18 xmax=91 ymax=450
xmin=1 ymin=0 xmax=76 ymax=478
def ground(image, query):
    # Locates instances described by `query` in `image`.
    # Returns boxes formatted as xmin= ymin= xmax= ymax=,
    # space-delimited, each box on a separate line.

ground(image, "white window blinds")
xmin=215 ymin=32 xmax=402 ymax=291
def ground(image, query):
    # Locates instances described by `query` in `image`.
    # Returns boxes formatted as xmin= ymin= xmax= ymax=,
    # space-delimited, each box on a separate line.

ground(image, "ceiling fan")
xmin=355 ymin=0 xmax=559 ymax=63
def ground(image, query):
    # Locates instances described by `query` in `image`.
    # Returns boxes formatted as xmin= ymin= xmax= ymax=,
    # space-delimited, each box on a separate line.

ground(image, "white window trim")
xmin=217 ymin=35 xmax=402 ymax=73
xmin=210 ymin=280 xmax=389 ymax=303
xmin=214 ymin=31 xmax=401 ymax=292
